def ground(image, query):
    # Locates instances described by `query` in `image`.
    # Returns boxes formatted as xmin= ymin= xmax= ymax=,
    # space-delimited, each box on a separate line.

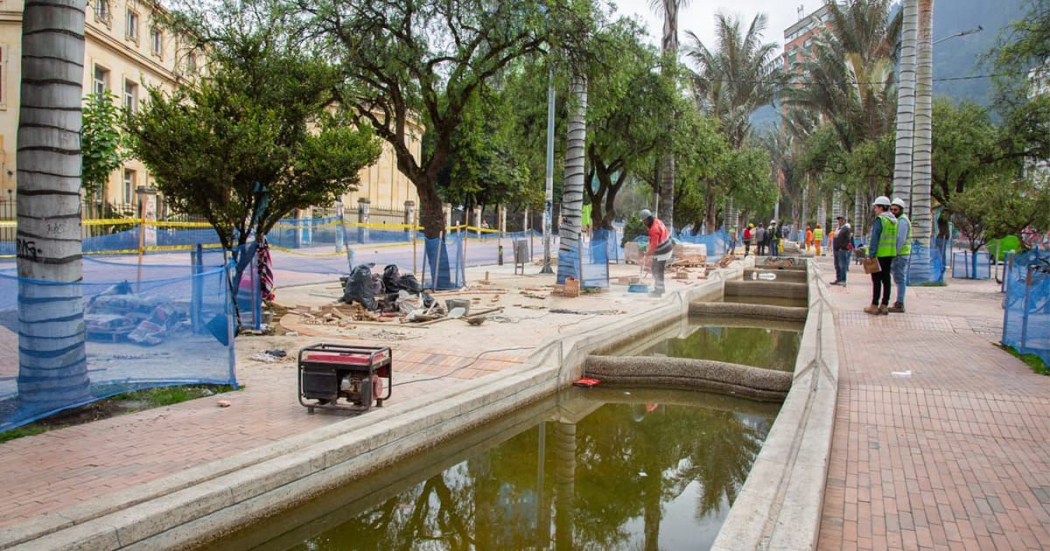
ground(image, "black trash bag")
xmin=341 ymin=264 xmax=376 ymax=310
xmin=399 ymin=274 xmax=422 ymax=294
xmin=420 ymin=290 xmax=435 ymax=308
xmin=382 ymin=265 xmax=401 ymax=293
xmin=371 ymin=273 xmax=384 ymax=295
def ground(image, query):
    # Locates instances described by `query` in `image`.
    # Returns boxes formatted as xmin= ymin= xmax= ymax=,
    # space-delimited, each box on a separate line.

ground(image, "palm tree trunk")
xmin=554 ymin=421 xmax=576 ymax=551
xmin=16 ymin=0 xmax=91 ymax=405
xmin=657 ymin=0 xmax=680 ymax=229
xmin=854 ymin=192 xmax=866 ymax=240
xmin=557 ymin=73 xmax=586 ymax=284
xmin=892 ymin=0 xmax=919 ymax=202
xmin=910 ymin=0 xmax=935 ymax=281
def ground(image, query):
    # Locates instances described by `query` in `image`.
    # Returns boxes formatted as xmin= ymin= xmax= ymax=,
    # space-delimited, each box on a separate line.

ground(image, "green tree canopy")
xmin=81 ymin=92 xmax=129 ymax=202
xmin=125 ymin=25 xmax=381 ymax=255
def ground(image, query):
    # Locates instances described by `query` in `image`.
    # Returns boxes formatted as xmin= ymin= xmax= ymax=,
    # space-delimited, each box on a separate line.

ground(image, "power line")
xmin=697 ymin=71 xmax=1027 ymax=88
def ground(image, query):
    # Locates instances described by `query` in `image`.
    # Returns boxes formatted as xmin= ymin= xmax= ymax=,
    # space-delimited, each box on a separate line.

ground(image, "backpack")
xmin=743 ymin=228 xmax=752 ymax=240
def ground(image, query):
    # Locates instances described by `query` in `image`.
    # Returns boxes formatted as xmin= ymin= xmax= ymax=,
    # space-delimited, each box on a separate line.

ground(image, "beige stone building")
xmin=0 ymin=0 xmax=420 ymax=220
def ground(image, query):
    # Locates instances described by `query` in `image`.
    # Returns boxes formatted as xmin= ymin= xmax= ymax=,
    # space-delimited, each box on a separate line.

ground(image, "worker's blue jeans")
xmin=834 ymin=249 xmax=851 ymax=283
xmin=891 ymin=254 xmax=910 ymax=304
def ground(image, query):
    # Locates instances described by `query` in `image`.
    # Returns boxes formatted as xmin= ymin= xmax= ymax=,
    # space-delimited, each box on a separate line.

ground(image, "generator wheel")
xmin=359 ymin=376 xmax=373 ymax=409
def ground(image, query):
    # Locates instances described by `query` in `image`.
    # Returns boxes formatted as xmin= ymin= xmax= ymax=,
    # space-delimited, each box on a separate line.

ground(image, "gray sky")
xmin=611 ymin=0 xmax=805 ymax=58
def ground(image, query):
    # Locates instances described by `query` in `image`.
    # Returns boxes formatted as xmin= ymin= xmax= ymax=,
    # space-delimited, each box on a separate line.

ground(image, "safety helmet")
xmin=891 ymin=198 xmax=907 ymax=209
xmin=749 ymin=223 xmax=754 ymax=228
xmin=639 ymin=209 xmax=653 ymax=220
xmin=873 ymin=196 xmax=891 ymax=207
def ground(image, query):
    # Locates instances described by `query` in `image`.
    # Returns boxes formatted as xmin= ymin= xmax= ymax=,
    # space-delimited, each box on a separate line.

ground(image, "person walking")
xmin=865 ymin=196 xmax=898 ymax=315
xmin=743 ymin=224 xmax=754 ymax=257
xmin=888 ymin=198 xmax=912 ymax=312
xmin=831 ymin=215 xmax=852 ymax=285
xmin=805 ymin=225 xmax=813 ymax=252
xmin=813 ymin=224 xmax=824 ymax=257
xmin=640 ymin=209 xmax=672 ymax=298
xmin=729 ymin=227 xmax=738 ymax=255
xmin=755 ymin=224 xmax=766 ymax=256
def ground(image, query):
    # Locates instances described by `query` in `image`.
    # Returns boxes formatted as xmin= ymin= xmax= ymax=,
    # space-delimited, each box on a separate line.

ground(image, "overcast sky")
xmin=611 ymin=0 xmax=806 ymax=58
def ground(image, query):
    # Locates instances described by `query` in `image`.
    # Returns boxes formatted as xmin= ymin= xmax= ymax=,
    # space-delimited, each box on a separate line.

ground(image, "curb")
xmin=0 ymin=264 xmax=742 ymax=550
xmin=711 ymin=259 xmax=839 ymax=550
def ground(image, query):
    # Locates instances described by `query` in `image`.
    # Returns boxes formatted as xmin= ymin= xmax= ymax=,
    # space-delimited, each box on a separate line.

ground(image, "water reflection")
xmin=214 ymin=390 xmax=775 ymax=551
xmin=641 ymin=325 xmax=801 ymax=371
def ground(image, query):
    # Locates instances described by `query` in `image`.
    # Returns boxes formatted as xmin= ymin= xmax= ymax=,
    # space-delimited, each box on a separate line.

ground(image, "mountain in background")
xmin=750 ymin=0 xmax=1029 ymax=132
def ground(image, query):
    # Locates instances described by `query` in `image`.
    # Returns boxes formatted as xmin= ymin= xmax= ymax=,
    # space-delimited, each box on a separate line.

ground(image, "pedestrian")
xmin=743 ymin=223 xmax=754 ymax=257
xmin=729 ymin=227 xmax=738 ymax=255
xmin=805 ymin=225 xmax=813 ymax=252
xmin=865 ymin=196 xmax=898 ymax=315
xmin=814 ymin=223 xmax=824 ymax=257
xmin=888 ymin=198 xmax=912 ymax=312
xmin=640 ymin=209 xmax=672 ymax=298
xmin=769 ymin=221 xmax=780 ymax=257
xmin=755 ymin=224 xmax=766 ymax=256
xmin=831 ymin=215 xmax=852 ymax=285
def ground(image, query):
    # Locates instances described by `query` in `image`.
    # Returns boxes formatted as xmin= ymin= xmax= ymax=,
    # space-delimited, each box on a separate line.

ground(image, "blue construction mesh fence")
xmin=677 ymin=230 xmax=731 ymax=257
xmin=556 ymin=232 xmax=611 ymax=289
xmin=1001 ymin=250 xmax=1050 ymax=366
xmin=422 ymin=233 xmax=466 ymax=290
xmin=952 ymin=251 xmax=991 ymax=280
xmin=0 ymin=261 xmax=236 ymax=432
xmin=905 ymin=238 xmax=948 ymax=285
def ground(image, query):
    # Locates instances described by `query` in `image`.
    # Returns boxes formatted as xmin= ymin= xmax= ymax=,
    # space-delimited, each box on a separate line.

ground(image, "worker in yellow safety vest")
xmin=888 ymin=198 xmax=912 ymax=313
xmin=813 ymin=224 xmax=824 ymax=256
xmin=865 ymin=196 xmax=898 ymax=315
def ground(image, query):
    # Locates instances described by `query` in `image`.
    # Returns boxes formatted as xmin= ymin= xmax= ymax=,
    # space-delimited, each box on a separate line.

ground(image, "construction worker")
xmin=831 ymin=215 xmax=853 ymax=285
xmin=640 ymin=209 xmax=672 ymax=298
xmin=743 ymin=223 xmax=754 ymax=257
xmin=865 ymin=196 xmax=898 ymax=315
xmin=889 ymin=198 xmax=912 ymax=312
xmin=813 ymin=224 xmax=824 ymax=257
xmin=805 ymin=225 xmax=813 ymax=252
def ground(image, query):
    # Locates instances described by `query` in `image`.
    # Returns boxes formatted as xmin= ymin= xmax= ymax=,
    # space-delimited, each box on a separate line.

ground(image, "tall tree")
xmin=649 ymin=0 xmax=691 ymax=227
xmin=16 ymin=0 xmax=91 ymax=404
xmin=557 ymin=74 xmax=587 ymax=284
xmin=892 ymin=0 xmax=919 ymax=202
xmin=909 ymin=0 xmax=936 ymax=281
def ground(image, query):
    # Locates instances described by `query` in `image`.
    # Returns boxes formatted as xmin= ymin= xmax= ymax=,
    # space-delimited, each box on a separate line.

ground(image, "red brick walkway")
xmin=817 ymin=260 xmax=1050 ymax=550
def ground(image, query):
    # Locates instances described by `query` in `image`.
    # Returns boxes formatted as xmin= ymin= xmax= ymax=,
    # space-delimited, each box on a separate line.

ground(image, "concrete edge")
xmin=1 ymin=261 xmax=746 ymax=551
xmin=711 ymin=259 xmax=839 ymax=551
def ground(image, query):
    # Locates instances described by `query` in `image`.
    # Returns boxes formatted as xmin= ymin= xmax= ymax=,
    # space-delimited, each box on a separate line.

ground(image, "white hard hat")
xmin=873 ymin=196 xmax=891 ymax=207
xmin=891 ymin=197 xmax=907 ymax=209
xmin=639 ymin=209 xmax=653 ymax=220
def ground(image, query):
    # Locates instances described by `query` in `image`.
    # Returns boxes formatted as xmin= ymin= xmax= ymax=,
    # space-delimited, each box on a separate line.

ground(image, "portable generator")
xmin=297 ymin=343 xmax=393 ymax=413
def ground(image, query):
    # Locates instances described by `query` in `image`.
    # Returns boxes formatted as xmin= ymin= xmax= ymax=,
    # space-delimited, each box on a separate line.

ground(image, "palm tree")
xmin=16 ymin=0 xmax=91 ymax=404
xmin=687 ymin=13 xmax=781 ymax=149
xmin=909 ymin=0 xmax=935 ymax=281
xmin=557 ymin=74 xmax=587 ymax=284
xmin=649 ymin=0 xmax=690 ymax=227
xmin=892 ymin=0 xmax=919 ymax=202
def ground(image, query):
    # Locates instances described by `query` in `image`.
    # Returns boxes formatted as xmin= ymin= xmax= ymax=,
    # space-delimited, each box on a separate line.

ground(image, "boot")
xmin=888 ymin=302 xmax=905 ymax=313
xmin=864 ymin=304 xmax=879 ymax=315
xmin=878 ymin=305 xmax=890 ymax=315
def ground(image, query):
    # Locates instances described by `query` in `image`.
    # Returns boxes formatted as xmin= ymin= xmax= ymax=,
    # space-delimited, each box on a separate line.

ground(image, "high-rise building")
xmin=783 ymin=4 xmax=834 ymax=84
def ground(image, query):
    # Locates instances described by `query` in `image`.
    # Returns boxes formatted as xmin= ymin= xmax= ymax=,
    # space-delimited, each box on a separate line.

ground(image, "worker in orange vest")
xmin=805 ymin=225 xmax=813 ymax=252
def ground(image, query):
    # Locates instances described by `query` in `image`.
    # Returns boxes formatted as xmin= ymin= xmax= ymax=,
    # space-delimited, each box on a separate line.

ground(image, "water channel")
xmin=640 ymin=323 xmax=801 ymax=372
xmin=203 ymin=388 xmax=780 ymax=551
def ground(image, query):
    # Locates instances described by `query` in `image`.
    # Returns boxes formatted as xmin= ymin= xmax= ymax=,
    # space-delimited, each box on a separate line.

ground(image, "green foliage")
xmin=621 ymin=213 xmax=647 ymax=246
xmin=949 ymin=173 xmax=1050 ymax=252
xmin=81 ymin=92 xmax=129 ymax=198
xmin=124 ymin=27 xmax=381 ymax=250
xmin=990 ymin=0 xmax=1050 ymax=104
xmin=998 ymin=343 xmax=1050 ymax=375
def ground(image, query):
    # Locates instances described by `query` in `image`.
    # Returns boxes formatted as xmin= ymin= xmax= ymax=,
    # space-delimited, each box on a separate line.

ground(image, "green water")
xmin=203 ymin=389 xmax=777 ymax=551
xmin=642 ymin=324 xmax=801 ymax=371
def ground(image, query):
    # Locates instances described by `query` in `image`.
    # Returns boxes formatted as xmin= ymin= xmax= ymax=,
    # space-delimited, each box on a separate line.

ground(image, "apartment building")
xmin=0 ymin=0 xmax=420 ymax=219
xmin=783 ymin=4 xmax=834 ymax=83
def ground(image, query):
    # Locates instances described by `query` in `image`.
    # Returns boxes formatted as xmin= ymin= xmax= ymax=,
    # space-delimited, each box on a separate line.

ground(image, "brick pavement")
xmin=816 ymin=258 xmax=1050 ymax=550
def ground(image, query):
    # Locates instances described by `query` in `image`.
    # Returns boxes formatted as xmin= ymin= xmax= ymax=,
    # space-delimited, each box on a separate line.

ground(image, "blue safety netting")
xmin=905 ymin=238 xmax=947 ymax=285
xmin=422 ymin=233 xmax=466 ymax=290
xmin=952 ymin=251 xmax=991 ymax=280
xmin=1002 ymin=250 xmax=1050 ymax=367
xmin=0 ymin=261 xmax=237 ymax=432
xmin=557 ymin=232 xmax=611 ymax=289
xmin=677 ymin=230 xmax=731 ymax=257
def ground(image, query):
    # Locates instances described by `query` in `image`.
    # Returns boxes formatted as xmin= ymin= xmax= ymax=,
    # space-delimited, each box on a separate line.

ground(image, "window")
xmin=150 ymin=27 xmax=163 ymax=56
xmin=186 ymin=52 xmax=197 ymax=73
xmin=125 ymin=10 xmax=138 ymax=42
xmin=123 ymin=169 xmax=136 ymax=204
xmin=124 ymin=79 xmax=137 ymax=113
xmin=95 ymin=0 xmax=110 ymax=23
xmin=93 ymin=65 xmax=110 ymax=95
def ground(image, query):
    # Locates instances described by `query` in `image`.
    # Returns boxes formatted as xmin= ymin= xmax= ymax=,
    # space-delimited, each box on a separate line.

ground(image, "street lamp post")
xmin=933 ymin=26 xmax=982 ymax=45
xmin=541 ymin=65 xmax=556 ymax=274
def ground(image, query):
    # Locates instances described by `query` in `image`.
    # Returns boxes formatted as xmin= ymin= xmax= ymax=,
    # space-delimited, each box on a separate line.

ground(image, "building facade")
xmin=0 ymin=0 xmax=419 ymax=220
xmin=783 ymin=4 xmax=833 ymax=84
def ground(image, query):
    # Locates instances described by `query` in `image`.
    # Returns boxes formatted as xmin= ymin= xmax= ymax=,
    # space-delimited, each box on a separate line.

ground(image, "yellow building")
xmin=0 ymin=0 xmax=420 ymax=219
